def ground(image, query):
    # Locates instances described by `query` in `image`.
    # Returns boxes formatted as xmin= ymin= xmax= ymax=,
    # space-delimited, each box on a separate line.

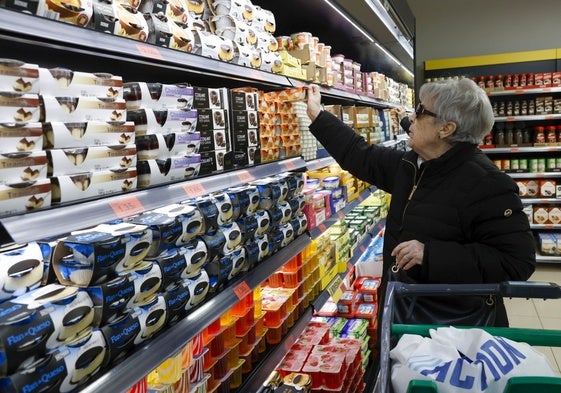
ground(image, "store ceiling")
xmin=256 ymin=0 xmax=415 ymax=86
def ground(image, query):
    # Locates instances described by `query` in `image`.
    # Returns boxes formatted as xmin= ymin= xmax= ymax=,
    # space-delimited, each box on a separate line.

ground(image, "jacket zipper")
xmin=401 ymin=159 xmax=426 ymax=227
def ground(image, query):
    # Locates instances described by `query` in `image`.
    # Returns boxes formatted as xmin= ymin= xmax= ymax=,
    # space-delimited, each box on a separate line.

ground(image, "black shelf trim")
xmin=0 ymin=157 xmax=307 ymax=246
xmin=80 ymin=234 xmax=311 ymax=393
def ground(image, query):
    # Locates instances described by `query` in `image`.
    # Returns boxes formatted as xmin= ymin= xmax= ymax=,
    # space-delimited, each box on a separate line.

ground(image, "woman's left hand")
xmin=391 ymin=240 xmax=425 ymax=270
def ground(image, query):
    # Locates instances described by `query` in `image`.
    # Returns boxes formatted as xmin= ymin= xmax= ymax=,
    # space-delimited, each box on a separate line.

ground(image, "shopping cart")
xmin=373 ymin=281 xmax=561 ymax=393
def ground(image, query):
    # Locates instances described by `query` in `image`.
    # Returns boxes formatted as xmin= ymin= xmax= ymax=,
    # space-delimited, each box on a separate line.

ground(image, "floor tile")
xmin=505 ymin=297 xmax=539 ymax=317
xmin=533 ymin=298 xmax=561 ymax=319
xmin=507 ymin=314 xmax=542 ymax=328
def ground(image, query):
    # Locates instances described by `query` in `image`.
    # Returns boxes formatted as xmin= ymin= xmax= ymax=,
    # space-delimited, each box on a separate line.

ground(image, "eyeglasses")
xmin=415 ymin=103 xmax=439 ymax=119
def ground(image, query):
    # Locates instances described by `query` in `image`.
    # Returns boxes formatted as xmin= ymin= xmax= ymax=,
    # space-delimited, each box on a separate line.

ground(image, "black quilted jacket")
xmin=310 ymin=111 xmax=536 ymax=326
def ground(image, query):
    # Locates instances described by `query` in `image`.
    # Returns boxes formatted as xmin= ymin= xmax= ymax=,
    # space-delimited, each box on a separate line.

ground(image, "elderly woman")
xmin=306 ymin=78 xmax=535 ymax=327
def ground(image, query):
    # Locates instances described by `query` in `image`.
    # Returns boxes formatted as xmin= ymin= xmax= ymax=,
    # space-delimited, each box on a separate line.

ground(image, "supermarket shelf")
xmin=530 ymin=224 xmax=561 ymax=229
xmin=522 ymin=198 xmax=561 ymax=204
xmin=536 ymin=254 xmax=561 ymax=264
xmin=80 ymin=234 xmax=311 ymax=393
xmin=241 ymin=219 xmax=383 ymax=393
xmin=0 ymin=157 xmax=307 ymax=246
xmin=494 ymin=114 xmax=561 ymax=122
xmin=488 ymin=87 xmax=561 ymax=96
xmin=0 ymin=9 xmax=289 ymax=88
xmin=482 ymin=146 xmax=561 ymax=154
xmin=309 ymin=186 xmax=376 ymax=239
xmin=507 ymin=172 xmax=561 ymax=179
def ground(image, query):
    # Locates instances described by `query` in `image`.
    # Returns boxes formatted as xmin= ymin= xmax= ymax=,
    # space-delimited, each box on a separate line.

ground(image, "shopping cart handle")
xmin=393 ymin=281 xmax=561 ymax=299
xmin=500 ymin=281 xmax=561 ymax=299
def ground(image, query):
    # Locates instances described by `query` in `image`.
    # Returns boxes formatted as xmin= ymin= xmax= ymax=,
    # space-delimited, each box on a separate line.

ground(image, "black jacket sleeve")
xmin=309 ymin=110 xmax=406 ymax=193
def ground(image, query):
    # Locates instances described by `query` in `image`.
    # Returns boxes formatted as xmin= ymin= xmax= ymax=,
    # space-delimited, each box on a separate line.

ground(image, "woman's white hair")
xmin=419 ymin=78 xmax=495 ymax=144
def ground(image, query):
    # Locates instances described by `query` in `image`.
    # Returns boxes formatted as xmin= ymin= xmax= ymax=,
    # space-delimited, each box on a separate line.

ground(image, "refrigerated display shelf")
xmin=79 ymin=234 xmax=311 ymax=393
xmin=239 ymin=218 xmax=383 ymax=392
xmin=0 ymin=157 xmax=307 ymax=246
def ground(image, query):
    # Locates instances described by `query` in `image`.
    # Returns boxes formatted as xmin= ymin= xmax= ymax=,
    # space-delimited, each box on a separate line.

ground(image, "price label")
xmin=326 ymin=275 xmax=343 ymax=303
xmin=358 ymin=194 xmax=364 ymax=202
xmin=318 ymin=223 xmax=327 ymax=233
xmin=544 ymin=115 xmax=554 ymax=120
xmin=360 ymin=245 xmax=366 ymax=253
xmin=183 ymin=182 xmax=206 ymax=197
xmin=237 ymin=170 xmax=254 ymax=183
xmin=110 ymin=197 xmax=144 ymax=218
xmin=136 ymin=44 xmax=163 ymax=60
xmin=514 ymin=89 xmax=525 ymax=95
xmin=284 ymin=160 xmax=296 ymax=170
xmin=337 ymin=211 xmax=345 ymax=219
xmin=505 ymin=116 xmax=516 ymax=122
xmin=233 ymin=281 xmax=252 ymax=300
xmin=510 ymin=148 xmax=520 ymax=153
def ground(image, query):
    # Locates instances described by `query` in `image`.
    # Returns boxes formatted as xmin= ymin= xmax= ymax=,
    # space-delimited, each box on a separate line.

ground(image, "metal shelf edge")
xmin=79 ymin=234 xmax=311 ymax=393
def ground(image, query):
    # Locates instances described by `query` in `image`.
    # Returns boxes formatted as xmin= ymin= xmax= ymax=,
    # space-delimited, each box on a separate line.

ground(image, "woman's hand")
xmin=391 ymin=240 xmax=425 ymax=270
xmin=307 ymin=84 xmax=322 ymax=121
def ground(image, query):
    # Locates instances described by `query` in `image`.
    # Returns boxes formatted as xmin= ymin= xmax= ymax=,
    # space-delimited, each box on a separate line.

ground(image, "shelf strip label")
xmin=236 ymin=170 xmax=254 ymax=183
xmin=136 ymin=44 xmax=163 ymax=60
xmin=233 ymin=281 xmax=252 ymax=300
xmin=326 ymin=275 xmax=344 ymax=303
xmin=183 ymin=182 xmax=207 ymax=198
xmin=110 ymin=197 xmax=144 ymax=218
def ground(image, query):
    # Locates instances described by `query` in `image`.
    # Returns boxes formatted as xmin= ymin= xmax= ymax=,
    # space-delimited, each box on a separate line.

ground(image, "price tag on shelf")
xmin=110 ymin=197 xmax=144 ymax=218
xmin=284 ymin=160 xmax=296 ymax=170
xmin=136 ymin=44 xmax=163 ymax=60
xmin=236 ymin=170 xmax=254 ymax=183
xmin=358 ymin=194 xmax=364 ymax=202
xmin=183 ymin=182 xmax=206 ymax=198
xmin=510 ymin=148 xmax=520 ymax=153
xmin=505 ymin=116 xmax=516 ymax=122
xmin=360 ymin=245 xmax=366 ymax=253
xmin=337 ymin=211 xmax=345 ymax=219
xmin=326 ymin=275 xmax=343 ymax=303
xmin=318 ymin=223 xmax=327 ymax=233
xmin=233 ymin=281 xmax=252 ymax=300
xmin=544 ymin=115 xmax=554 ymax=120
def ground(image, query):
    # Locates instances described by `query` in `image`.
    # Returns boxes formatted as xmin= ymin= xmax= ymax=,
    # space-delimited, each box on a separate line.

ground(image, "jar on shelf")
xmin=495 ymin=74 xmax=504 ymax=88
xmin=505 ymin=123 xmax=514 ymax=145
xmin=486 ymin=75 xmax=495 ymax=89
xmin=477 ymin=76 xmax=486 ymax=88
xmin=546 ymin=126 xmax=557 ymax=143
xmin=494 ymin=124 xmax=505 ymax=145
xmin=514 ymin=123 xmax=524 ymax=145
xmin=534 ymin=126 xmax=545 ymax=143
xmin=557 ymin=125 xmax=561 ymax=141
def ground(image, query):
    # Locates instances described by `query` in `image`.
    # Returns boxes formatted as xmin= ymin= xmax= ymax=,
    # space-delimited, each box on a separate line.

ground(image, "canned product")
xmin=510 ymin=159 xmax=519 ymax=170
xmin=547 ymin=158 xmax=557 ymax=171
xmin=557 ymin=158 xmax=561 ymax=170
xmin=519 ymin=159 xmax=528 ymax=171
xmin=502 ymin=159 xmax=511 ymax=171
xmin=529 ymin=158 xmax=538 ymax=173
xmin=537 ymin=158 xmax=546 ymax=172
xmin=493 ymin=160 xmax=502 ymax=169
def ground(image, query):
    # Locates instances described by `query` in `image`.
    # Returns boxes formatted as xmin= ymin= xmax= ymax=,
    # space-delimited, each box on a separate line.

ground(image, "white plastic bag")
xmin=390 ymin=327 xmax=558 ymax=393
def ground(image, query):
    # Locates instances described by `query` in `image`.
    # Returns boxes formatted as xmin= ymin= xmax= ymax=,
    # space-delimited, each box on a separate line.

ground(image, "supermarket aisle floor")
xmin=505 ymin=263 xmax=561 ymax=373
